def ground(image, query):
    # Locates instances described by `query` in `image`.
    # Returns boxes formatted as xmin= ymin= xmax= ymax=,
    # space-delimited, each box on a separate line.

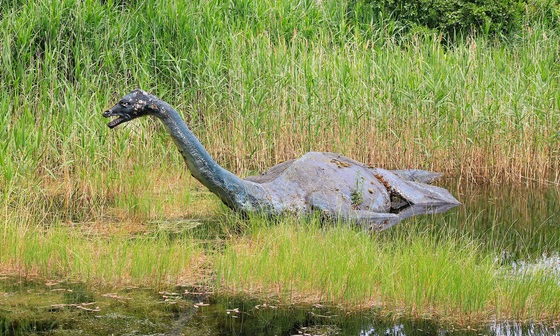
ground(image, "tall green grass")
xmin=4 ymin=212 xmax=560 ymax=323
xmin=0 ymin=0 xmax=559 ymax=195
xmin=0 ymin=216 xmax=207 ymax=288
xmin=216 ymin=218 xmax=560 ymax=323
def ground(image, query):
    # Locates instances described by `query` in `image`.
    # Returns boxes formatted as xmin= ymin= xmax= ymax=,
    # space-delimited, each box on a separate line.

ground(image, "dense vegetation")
xmin=1 ymin=0 xmax=559 ymax=191
xmin=348 ymin=0 xmax=526 ymax=38
xmin=1 ymin=0 xmax=560 ymax=325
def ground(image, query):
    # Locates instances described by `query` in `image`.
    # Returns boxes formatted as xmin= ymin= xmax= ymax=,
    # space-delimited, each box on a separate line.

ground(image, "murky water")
xmin=383 ymin=185 xmax=560 ymax=261
xmin=2 ymin=276 xmax=559 ymax=336
xmin=2 ymin=186 xmax=560 ymax=335
xmin=2 ymin=277 xmax=559 ymax=335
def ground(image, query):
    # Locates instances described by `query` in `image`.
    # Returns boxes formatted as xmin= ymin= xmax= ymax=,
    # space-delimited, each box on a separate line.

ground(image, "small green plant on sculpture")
xmin=351 ymin=174 xmax=365 ymax=208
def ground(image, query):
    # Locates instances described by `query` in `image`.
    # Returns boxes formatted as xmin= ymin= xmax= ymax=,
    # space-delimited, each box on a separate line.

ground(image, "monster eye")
xmin=120 ymin=101 xmax=129 ymax=107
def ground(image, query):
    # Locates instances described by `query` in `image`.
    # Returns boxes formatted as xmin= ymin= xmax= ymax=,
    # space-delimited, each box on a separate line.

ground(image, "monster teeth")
xmin=107 ymin=117 xmax=124 ymax=128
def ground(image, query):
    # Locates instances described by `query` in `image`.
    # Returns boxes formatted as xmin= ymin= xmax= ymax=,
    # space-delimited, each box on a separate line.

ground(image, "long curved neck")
xmin=153 ymin=100 xmax=255 ymax=211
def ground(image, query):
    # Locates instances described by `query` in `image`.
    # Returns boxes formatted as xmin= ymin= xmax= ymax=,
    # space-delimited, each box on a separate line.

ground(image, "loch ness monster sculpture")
xmin=103 ymin=89 xmax=460 ymax=230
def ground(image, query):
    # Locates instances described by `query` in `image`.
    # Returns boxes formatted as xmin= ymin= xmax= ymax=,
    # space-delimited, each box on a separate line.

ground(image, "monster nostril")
xmin=102 ymin=109 xmax=113 ymax=117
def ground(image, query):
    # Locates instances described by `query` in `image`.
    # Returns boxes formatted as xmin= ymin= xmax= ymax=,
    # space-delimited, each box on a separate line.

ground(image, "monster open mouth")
xmin=103 ymin=110 xmax=131 ymax=128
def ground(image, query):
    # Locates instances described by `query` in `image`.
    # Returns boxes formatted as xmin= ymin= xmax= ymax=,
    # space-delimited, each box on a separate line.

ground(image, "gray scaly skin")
xmin=103 ymin=89 xmax=460 ymax=230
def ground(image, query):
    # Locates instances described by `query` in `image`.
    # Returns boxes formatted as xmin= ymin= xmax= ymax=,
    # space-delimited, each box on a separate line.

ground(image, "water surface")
xmin=2 ymin=277 xmax=559 ymax=335
xmin=382 ymin=184 xmax=560 ymax=261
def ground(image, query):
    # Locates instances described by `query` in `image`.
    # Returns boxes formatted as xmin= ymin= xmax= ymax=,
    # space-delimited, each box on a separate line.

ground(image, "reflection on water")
xmin=383 ymin=185 xmax=560 ymax=261
xmin=489 ymin=322 xmax=560 ymax=336
xmin=193 ymin=298 xmax=560 ymax=336
xmin=358 ymin=321 xmax=560 ymax=336
xmin=511 ymin=254 xmax=560 ymax=282
xmin=2 ymin=277 xmax=559 ymax=335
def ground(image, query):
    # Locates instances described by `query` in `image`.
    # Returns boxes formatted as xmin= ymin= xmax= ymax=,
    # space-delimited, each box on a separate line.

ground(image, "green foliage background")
xmin=0 ymin=0 xmax=559 ymax=189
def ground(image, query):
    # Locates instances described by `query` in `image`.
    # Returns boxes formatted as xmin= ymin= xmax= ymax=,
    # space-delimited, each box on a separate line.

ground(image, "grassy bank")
xmin=2 ymin=171 xmax=559 ymax=324
xmin=2 ymin=182 xmax=560 ymax=324
xmin=3 ymin=215 xmax=560 ymax=324
xmin=0 ymin=218 xmax=208 ymax=288
xmin=217 ymin=221 xmax=560 ymax=323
